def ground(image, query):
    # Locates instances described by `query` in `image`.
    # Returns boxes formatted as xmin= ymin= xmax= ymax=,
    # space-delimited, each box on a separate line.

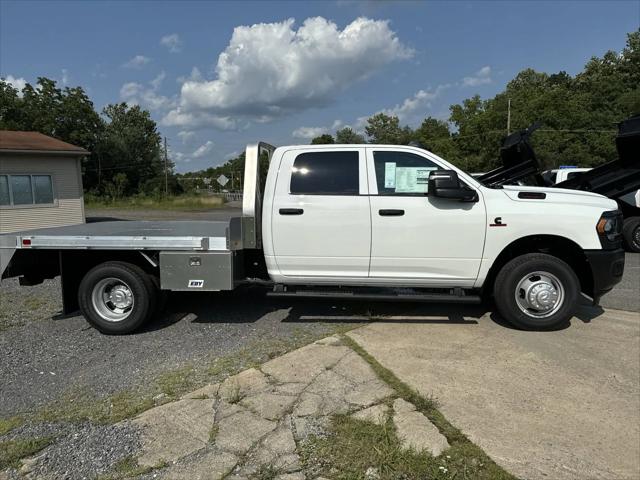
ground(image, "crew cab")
xmin=0 ymin=142 xmax=625 ymax=334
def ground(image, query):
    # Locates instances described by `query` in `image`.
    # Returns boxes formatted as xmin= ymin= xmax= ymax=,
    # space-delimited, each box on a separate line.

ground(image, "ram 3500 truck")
xmin=0 ymin=142 xmax=625 ymax=334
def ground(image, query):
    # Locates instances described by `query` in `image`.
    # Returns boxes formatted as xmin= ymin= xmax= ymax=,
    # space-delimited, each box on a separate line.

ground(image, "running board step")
xmin=267 ymin=286 xmax=481 ymax=304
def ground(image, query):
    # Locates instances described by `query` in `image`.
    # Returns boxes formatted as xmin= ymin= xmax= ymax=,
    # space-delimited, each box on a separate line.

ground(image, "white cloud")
xmin=177 ymin=130 xmax=196 ymax=144
xmin=123 ymin=55 xmax=151 ymax=69
xmin=462 ymin=66 xmax=492 ymax=87
xmin=381 ymin=85 xmax=448 ymax=120
xmin=3 ymin=75 xmax=27 ymax=95
xmin=61 ymin=69 xmax=69 ymax=86
xmin=120 ymin=73 xmax=174 ymax=111
xmin=352 ymin=84 xmax=449 ymax=131
xmin=192 ymin=140 xmax=215 ymax=158
xmin=160 ymin=33 xmax=183 ymax=53
xmin=164 ymin=16 xmax=412 ymax=129
xmin=292 ymin=126 xmax=329 ymax=139
xmin=150 ymin=71 xmax=166 ymax=90
xmin=177 ymin=67 xmax=203 ymax=84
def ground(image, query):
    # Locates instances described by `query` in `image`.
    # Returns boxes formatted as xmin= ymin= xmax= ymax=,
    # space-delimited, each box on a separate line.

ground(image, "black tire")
xmin=78 ymin=261 xmax=154 ymax=334
xmin=494 ymin=253 xmax=580 ymax=331
xmin=622 ymin=217 xmax=640 ymax=253
xmin=148 ymin=274 xmax=167 ymax=320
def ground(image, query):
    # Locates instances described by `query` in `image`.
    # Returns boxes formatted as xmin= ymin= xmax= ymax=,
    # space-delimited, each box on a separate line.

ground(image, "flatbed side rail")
xmin=13 ymin=235 xmax=227 ymax=250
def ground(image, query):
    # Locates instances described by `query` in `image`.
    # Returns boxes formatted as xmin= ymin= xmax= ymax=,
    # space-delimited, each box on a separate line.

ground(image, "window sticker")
xmin=384 ymin=162 xmax=396 ymax=188
xmin=395 ymin=167 xmax=437 ymax=193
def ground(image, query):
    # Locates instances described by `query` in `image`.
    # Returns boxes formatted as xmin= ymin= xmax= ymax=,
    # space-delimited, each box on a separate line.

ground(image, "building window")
xmin=290 ymin=151 xmax=360 ymax=195
xmin=0 ymin=175 xmax=9 ymax=206
xmin=0 ymin=174 xmax=55 ymax=207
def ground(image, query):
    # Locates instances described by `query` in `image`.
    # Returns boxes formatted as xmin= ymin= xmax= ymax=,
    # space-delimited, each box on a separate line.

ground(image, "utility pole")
xmin=164 ymin=137 xmax=168 ymax=196
xmin=507 ymin=98 xmax=512 ymax=135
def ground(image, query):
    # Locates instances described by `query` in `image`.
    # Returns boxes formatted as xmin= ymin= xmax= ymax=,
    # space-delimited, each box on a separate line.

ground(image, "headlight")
xmin=596 ymin=211 xmax=622 ymax=247
xmin=596 ymin=217 xmax=616 ymax=234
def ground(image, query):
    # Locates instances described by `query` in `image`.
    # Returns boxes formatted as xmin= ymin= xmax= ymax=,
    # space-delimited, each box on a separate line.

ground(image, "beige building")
xmin=0 ymin=131 xmax=88 ymax=234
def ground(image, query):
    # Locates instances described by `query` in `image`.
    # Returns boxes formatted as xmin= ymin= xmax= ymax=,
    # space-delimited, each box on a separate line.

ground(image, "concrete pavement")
xmin=348 ymin=306 xmax=640 ymax=480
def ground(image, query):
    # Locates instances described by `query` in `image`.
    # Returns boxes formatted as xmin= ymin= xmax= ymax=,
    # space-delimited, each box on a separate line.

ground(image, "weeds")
xmin=0 ymin=437 xmax=53 ymax=469
xmin=0 ymin=416 xmax=23 ymax=436
xmin=96 ymin=456 xmax=167 ymax=479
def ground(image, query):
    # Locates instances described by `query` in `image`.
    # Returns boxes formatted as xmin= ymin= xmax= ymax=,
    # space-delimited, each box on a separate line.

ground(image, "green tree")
xmin=365 ymin=113 xmax=413 ymax=144
xmin=335 ymin=127 xmax=365 ymax=144
xmin=104 ymin=172 xmax=129 ymax=200
xmin=412 ymin=117 xmax=461 ymax=164
xmin=91 ymin=103 xmax=164 ymax=195
xmin=311 ymin=133 xmax=335 ymax=144
xmin=0 ymin=80 xmax=26 ymax=130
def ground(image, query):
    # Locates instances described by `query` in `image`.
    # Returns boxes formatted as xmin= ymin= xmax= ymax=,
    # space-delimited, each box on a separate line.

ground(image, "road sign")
xmin=216 ymin=174 xmax=229 ymax=187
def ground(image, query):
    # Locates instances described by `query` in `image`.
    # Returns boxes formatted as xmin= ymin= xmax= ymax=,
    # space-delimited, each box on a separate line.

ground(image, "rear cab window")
xmin=290 ymin=151 xmax=360 ymax=195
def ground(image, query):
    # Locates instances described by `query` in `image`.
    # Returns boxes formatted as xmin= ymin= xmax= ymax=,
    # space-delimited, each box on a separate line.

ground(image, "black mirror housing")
xmin=428 ymin=170 xmax=479 ymax=202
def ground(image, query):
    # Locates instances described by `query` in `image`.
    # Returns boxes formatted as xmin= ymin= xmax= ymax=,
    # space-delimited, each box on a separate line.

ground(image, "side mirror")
xmin=428 ymin=170 xmax=478 ymax=202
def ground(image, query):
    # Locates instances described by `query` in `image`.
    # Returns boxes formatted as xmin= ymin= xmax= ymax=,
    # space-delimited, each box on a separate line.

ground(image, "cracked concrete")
xmin=125 ymin=334 xmax=440 ymax=479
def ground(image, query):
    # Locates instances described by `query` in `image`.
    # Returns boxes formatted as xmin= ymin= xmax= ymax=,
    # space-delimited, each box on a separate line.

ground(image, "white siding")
xmin=0 ymin=154 xmax=85 ymax=233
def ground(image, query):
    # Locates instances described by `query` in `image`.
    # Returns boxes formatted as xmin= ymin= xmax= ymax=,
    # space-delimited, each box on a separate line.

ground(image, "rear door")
xmin=366 ymin=147 xmax=486 ymax=286
xmin=270 ymin=147 xmax=371 ymax=278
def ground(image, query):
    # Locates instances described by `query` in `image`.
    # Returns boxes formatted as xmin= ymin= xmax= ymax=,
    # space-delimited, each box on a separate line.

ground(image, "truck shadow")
xmin=143 ymin=287 xmax=485 ymax=333
xmin=142 ymin=287 xmax=607 ymax=333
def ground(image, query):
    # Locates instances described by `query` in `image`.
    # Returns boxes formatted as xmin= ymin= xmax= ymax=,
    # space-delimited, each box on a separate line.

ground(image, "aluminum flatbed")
xmin=0 ymin=219 xmax=235 ymax=278
xmin=5 ymin=220 xmax=230 ymax=250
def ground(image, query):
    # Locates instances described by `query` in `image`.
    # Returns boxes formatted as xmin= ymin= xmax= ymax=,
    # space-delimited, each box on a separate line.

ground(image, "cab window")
xmin=373 ymin=151 xmax=438 ymax=195
xmin=290 ymin=151 xmax=359 ymax=195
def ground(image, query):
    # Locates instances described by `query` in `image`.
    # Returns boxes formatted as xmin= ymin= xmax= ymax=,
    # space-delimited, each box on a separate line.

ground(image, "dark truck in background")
xmin=478 ymin=114 xmax=640 ymax=252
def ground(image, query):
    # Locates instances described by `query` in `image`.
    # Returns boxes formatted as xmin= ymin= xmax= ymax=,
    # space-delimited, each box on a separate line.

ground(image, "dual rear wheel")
xmin=78 ymin=261 xmax=159 ymax=334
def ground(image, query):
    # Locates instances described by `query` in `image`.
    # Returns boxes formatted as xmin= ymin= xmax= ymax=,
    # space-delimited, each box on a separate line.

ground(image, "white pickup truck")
xmin=0 ymin=142 xmax=625 ymax=334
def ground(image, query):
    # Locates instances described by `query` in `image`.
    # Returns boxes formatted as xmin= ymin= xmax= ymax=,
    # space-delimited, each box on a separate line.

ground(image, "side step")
xmin=267 ymin=285 xmax=482 ymax=304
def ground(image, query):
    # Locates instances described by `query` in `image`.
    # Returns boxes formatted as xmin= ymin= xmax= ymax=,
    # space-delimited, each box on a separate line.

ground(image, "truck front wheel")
xmin=78 ymin=261 xmax=156 ymax=334
xmin=494 ymin=253 xmax=580 ymax=330
xmin=622 ymin=217 xmax=640 ymax=253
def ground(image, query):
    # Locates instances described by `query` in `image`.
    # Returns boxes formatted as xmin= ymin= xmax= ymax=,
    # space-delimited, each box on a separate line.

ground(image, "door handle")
xmin=379 ymin=209 xmax=405 ymax=216
xmin=279 ymin=208 xmax=304 ymax=215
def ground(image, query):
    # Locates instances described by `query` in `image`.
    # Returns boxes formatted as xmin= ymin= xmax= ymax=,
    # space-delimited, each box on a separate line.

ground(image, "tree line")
xmin=310 ymin=31 xmax=639 ymax=173
xmin=0 ymin=78 xmax=181 ymax=198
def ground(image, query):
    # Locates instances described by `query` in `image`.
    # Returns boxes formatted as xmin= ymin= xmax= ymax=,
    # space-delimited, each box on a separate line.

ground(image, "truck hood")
xmin=501 ymin=185 xmax=618 ymax=210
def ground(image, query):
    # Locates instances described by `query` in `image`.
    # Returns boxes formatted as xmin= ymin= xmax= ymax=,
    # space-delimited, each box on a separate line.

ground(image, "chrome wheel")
xmin=515 ymin=271 xmax=565 ymax=319
xmin=91 ymin=277 xmax=134 ymax=322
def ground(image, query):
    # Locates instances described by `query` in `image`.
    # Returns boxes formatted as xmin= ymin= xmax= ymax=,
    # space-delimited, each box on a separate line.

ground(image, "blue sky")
xmin=1 ymin=0 xmax=638 ymax=172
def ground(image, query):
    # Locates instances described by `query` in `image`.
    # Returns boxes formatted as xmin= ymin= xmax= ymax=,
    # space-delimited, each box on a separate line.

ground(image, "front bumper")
xmin=584 ymin=248 xmax=625 ymax=304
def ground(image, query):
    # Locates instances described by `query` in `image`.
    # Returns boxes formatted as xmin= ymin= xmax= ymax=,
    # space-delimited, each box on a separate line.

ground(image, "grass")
xmin=0 ymin=437 xmax=53 ymax=469
xmin=85 ymin=194 xmax=226 ymax=211
xmin=252 ymin=463 xmax=283 ymax=480
xmin=335 ymin=334 xmax=518 ymax=480
xmin=209 ymin=424 xmax=219 ymax=443
xmin=156 ymin=366 xmax=197 ymax=398
xmin=95 ymin=455 xmax=167 ymax=480
xmin=0 ymin=416 xmax=23 ymax=436
xmin=225 ymin=381 xmax=244 ymax=404
xmin=301 ymin=415 xmax=440 ymax=480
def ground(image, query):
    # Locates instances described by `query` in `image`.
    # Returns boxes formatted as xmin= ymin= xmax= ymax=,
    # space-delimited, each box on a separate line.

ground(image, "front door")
xmin=366 ymin=147 xmax=486 ymax=286
xmin=270 ymin=147 xmax=371 ymax=278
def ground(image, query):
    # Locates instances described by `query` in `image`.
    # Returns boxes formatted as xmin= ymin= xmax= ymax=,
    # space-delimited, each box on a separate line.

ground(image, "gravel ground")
xmin=3 ymin=421 xmax=140 ymax=479
xmin=0 ymin=282 xmax=367 ymax=417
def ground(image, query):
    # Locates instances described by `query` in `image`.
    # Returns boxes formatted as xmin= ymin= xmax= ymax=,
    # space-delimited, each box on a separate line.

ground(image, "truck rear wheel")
xmin=622 ymin=217 xmax=640 ymax=253
xmin=494 ymin=253 xmax=579 ymax=330
xmin=78 ymin=261 xmax=156 ymax=334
